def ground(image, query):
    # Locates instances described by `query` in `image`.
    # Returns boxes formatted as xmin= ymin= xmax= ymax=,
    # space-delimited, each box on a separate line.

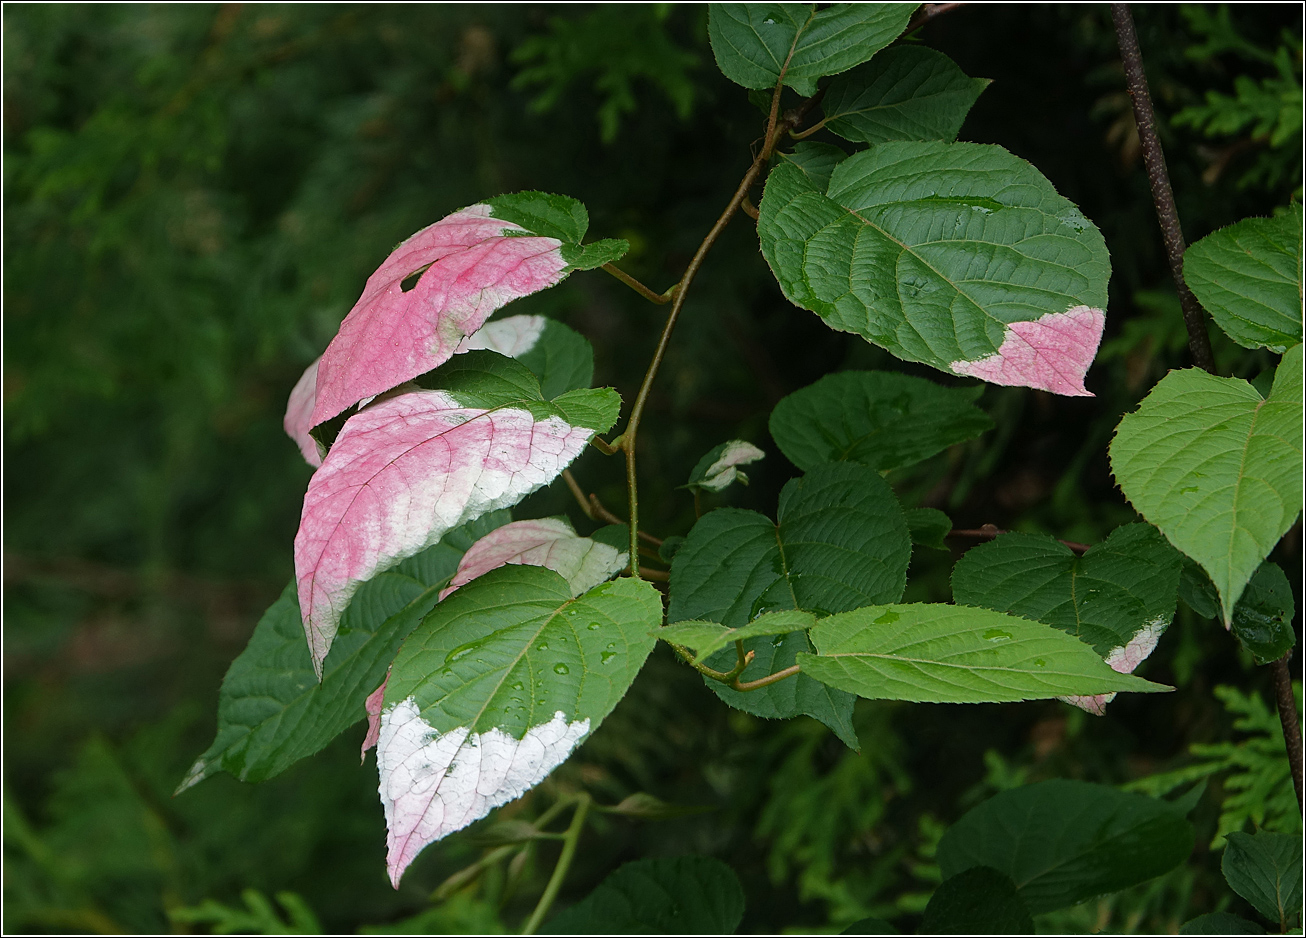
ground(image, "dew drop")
xmin=553 ymin=663 xmax=570 ymax=675
xmin=538 ymin=643 xmax=550 ymax=652
xmin=1034 ymin=658 xmax=1047 ymax=668
xmin=444 ymin=641 xmax=481 ymax=665
xmin=982 ymin=628 xmax=1013 ymax=642
xmin=600 ymin=651 xmax=617 ymax=664
xmin=587 ymin=623 xmax=600 ymax=630
xmin=511 ymin=681 xmax=524 ymax=691
xmin=875 ymin=609 xmax=900 ymax=625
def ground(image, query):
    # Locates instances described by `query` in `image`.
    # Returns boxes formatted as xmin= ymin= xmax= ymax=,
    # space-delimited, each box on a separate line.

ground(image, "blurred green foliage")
xmin=4 ymin=4 xmax=1300 ymax=935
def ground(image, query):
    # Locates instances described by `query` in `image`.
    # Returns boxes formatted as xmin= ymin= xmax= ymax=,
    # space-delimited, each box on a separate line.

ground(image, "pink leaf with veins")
xmin=1061 ymin=617 xmax=1165 ymax=715
xmin=309 ymin=206 xmax=569 ymax=428
xmin=439 ymin=518 xmax=627 ymax=601
xmin=950 ymin=305 xmax=1105 ymax=397
xmin=284 ymin=358 xmax=324 ymax=467
xmin=295 ymin=388 xmax=592 ymax=677
xmin=361 ymin=669 xmax=389 ymax=761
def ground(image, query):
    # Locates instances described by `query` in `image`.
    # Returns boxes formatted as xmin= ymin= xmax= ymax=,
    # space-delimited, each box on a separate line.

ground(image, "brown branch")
xmin=600 ymin=264 xmax=674 ymax=305
xmin=948 ymin=525 xmax=1092 ymax=555
xmin=1111 ymin=3 xmax=1217 ymax=374
xmin=638 ymin=567 xmax=670 ymax=582
xmin=1271 ymin=653 xmax=1304 ymax=813
xmin=585 ymin=492 xmax=664 ymax=548
xmin=905 ymin=3 xmax=966 ymax=36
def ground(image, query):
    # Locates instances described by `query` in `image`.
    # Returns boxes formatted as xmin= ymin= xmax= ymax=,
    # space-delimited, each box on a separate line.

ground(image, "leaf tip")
xmin=951 ymin=305 xmax=1105 ymax=396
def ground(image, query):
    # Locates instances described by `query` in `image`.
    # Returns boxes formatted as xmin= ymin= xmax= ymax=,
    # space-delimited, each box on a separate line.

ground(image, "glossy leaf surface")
xmin=708 ymin=3 xmax=915 ymax=97
xmin=822 ymin=45 xmax=990 ymax=145
xmin=296 ymin=355 xmax=620 ymax=675
xmin=378 ymin=567 xmax=661 ymax=885
xmin=177 ymin=513 xmax=509 ymax=792
xmin=310 ymin=194 xmax=624 ymax=427
xmin=759 ymin=140 xmax=1110 ymax=394
xmin=1184 ymin=204 xmax=1303 ymax=352
xmin=769 ymin=370 xmax=991 ymax=472
xmin=937 ymin=780 xmax=1195 ymax=914
xmin=543 ymin=856 xmax=745 ymax=934
xmin=669 ymin=463 xmax=912 ymax=747
xmin=799 ymin=603 xmax=1169 ymax=704
xmin=1110 ymin=344 xmax=1303 ymax=623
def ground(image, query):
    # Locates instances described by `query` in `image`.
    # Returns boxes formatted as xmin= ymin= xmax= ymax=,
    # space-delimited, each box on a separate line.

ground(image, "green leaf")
xmin=798 ymin=603 xmax=1171 ymax=704
xmin=486 ymin=191 xmax=630 ymax=271
xmin=842 ymin=919 xmax=900 ymax=935
xmin=519 ymin=318 xmax=595 ymax=400
xmin=543 ymin=856 xmax=745 ymax=934
xmin=758 ymin=140 xmax=1111 ymax=394
xmin=919 ymin=866 xmax=1033 ymax=935
xmin=600 ymin=793 xmax=713 ymax=821
xmin=177 ymin=513 xmax=510 ymax=792
xmin=1222 ymin=831 xmax=1303 ymax=928
xmin=1228 ymin=562 xmax=1297 ymax=664
xmin=821 ymin=46 xmax=990 ymax=145
xmin=951 ymin=523 xmax=1182 ymax=656
xmin=1180 ymin=912 xmax=1265 ymax=935
xmin=936 ymin=780 xmax=1195 ymax=914
xmin=768 ymin=370 xmax=992 ymax=472
xmin=905 ymin=507 xmax=952 ymax=550
xmin=1184 ymin=203 xmax=1303 ymax=352
xmin=778 ymin=141 xmax=849 ymax=192
xmin=668 ymin=463 xmax=912 ymax=748
xmin=657 ymin=610 xmax=817 ymax=663
xmin=419 ymin=349 xmax=622 ymax=433
xmin=1110 ymin=344 xmax=1304 ymax=624
xmin=380 ymin=566 xmax=663 ymax=882
xmin=707 ymin=4 xmax=916 ymax=97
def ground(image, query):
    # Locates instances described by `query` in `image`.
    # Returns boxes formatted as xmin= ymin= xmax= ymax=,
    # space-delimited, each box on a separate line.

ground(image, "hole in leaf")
xmin=400 ymin=263 xmax=433 ymax=292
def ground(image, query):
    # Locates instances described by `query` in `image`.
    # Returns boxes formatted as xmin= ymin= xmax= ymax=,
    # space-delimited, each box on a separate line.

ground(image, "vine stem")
xmin=1111 ymin=3 xmax=1217 ymax=373
xmin=600 ymin=263 xmax=675 ymax=305
xmin=521 ymin=793 xmax=591 ymax=935
xmin=1114 ymin=2 xmax=1302 ymax=810
xmin=948 ymin=525 xmax=1092 ymax=554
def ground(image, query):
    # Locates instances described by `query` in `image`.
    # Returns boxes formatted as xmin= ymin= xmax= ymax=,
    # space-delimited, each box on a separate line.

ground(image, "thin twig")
xmin=521 ymin=794 xmax=590 ymax=935
xmin=600 ymin=263 xmax=675 ymax=305
xmin=740 ymin=196 xmax=759 ymax=221
xmin=638 ymin=567 xmax=670 ymax=582
xmin=561 ymin=469 xmax=596 ymax=521
xmin=584 ymin=492 xmax=664 ymax=547
xmin=905 ymin=2 xmax=967 ymax=35
xmin=733 ymin=664 xmax=801 ymax=692
xmin=1111 ymin=3 xmax=1217 ymax=373
xmin=1270 ymin=653 xmax=1304 ymax=813
xmin=947 ymin=525 xmax=1092 ymax=555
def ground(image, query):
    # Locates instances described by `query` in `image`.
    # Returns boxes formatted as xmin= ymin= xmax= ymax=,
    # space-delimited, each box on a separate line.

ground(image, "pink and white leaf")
xmin=439 ymin=518 xmax=627 ymax=601
xmin=457 ymin=314 xmax=546 ymax=359
xmin=1061 ymin=617 xmax=1166 ymax=716
xmin=698 ymin=440 xmax=765 ymax=492
xmin=284 ymin=358 xmax=325 ymax=467
xmin=361 ymin=670 xmax=390 ymax=761
xmin=310 ymin=206 xmax=569 ymax=428
xmin=295 ymin=389 xmax=592 ymax=677
xmin=951 ymin=305 xmax=1105 ymax=397
xmin=379 ymin=699 xmax=588 ymax=887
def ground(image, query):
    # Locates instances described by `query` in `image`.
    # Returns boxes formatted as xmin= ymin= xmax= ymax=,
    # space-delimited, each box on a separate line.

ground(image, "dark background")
xmin=5 ymin=4 xmax=1301 ymax=933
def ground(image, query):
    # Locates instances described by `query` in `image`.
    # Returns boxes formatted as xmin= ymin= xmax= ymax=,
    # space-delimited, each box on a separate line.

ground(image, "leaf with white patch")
xmin=460 ymin=314 xmax=595 ymax=400
xmin=440 ymin=518 xmax=627 ymax=600
xmin=686 ymin=440 xmax=765 ymax=492
xmin=769 ymin=370 xmax=992 ymax=472
xmin=951 ymin=523 xmax=1182 ymax=713
xmin=708 ymin=4 xmax=915 ymax=97
xmin=820 ymin=45 xmax=990 ymax=145
xmin=296 ymin=356 xmax=621 ymax=676
xmin=309 ymin=193 xmax=626 ymax=428
xmin=758 ymin=140 xmax=1111 ymax=395
xmin=1110 ymin=345 xmax=1303 ymax=624
xmin=178 ymin=512 xmax=509 ymax=792
xmin=284 ymin=358 xmax=324 ymax=467
xmin=378 ymin=566 xmax=661 ymax=886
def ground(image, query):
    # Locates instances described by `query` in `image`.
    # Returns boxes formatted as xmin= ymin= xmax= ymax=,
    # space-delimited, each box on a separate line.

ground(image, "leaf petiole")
xmin=521 ymin=793 xmax=591 ymax=935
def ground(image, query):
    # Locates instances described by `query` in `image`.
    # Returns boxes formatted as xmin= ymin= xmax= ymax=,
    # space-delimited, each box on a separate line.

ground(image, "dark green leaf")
xmin=543 ymin=856 xmax=745 ymax=934
xmin=519 ymin=318 xmax=596 ymax=400
xmin=657 ymin=610 xmax=817 ymax=663
xmin=842 ymin=919 xmax=900 ymax=935
xmin=919 ymin=866 xmax=1033 ymax=935
xmin=1222 ymin=831 xmax=1303 ymax=927
xmin=669 ymin=463 xmax=912 ymax=747
xmin=177 ymin=513 xmax=510 ymax=792
xmin=708 ymin=4 xmax=915 ymax=97
xmin=936 ymin=780 xmax=1195 ymax=914
xmin=1184 ymin=203 xmax=1303 ymax=352
xmin=1229 ymin=562 xmax=1297 ymax=664
xmin=769 ymin=370 xmax=992 ymax=472
xmin=822 ymin=46 xmax=990 ymax=144
xmin=1180 ymin=912 xmax=1265 ymax=934
xmin=951 ymin=523 xmax=1182 ymax=656
xmin=485 ymin=191 xmax=629 ymax=271
xmin=778 ymin=141 xmax=849 ymax=192
xmin=905 ymin=507 xmax=952 ymax=550
xmin=657 ymin=535 xmax=686 ymax=565
xmin=799 ymin=603 xmax=1170 ymax=704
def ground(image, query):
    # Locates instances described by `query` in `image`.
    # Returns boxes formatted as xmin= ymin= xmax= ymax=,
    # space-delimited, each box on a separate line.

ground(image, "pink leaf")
xmin=457 ymin=314 xmax=546 ymax=358
xmin=284 ymin=358 xmax=324 ymax=467
xmin=379 ymin=699 xmax=588 ymax=888
xmin=361 ymin=670 xmax=390 ymax=761
xmin=439 ymin=518 xmax=627 ymax=601
xmin=295 ymin=389 xmax=592 ymax=677
xmin=950 ymin=306 xmax=1105 ymax=397
xmin=1061 ymin=617 xmax=1165 ymax=715
xmin=310 ymin=206 xmax=569 ymax=428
